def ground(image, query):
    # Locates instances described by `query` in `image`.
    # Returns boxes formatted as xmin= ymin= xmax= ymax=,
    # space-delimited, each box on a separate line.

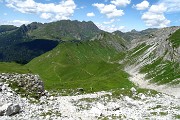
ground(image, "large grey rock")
xmin=0 ymin=103 xmax=21 ymax=116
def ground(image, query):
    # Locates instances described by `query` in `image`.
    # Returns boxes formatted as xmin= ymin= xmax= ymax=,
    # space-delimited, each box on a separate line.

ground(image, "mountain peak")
xmin=28 ymin=20 xmax=101 ymax=41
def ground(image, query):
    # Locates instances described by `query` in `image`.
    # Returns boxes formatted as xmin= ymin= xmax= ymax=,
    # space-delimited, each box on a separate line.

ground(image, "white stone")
xmin=130 ymin=87 xmax=136 ymax=93
xmin=6 ymin=92 xmax=13 ymax=97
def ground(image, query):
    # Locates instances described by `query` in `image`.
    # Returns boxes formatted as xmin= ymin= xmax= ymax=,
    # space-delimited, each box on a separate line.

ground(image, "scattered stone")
xmin=6 ymin=92 xmax=13 ymax=97
xmin=130 ymin=87 xmax=136 ymax=93
xmin=1 ymin=85 xmax=6 ymax=91
xmin=0 ymin=73 xmax=45 ymax=98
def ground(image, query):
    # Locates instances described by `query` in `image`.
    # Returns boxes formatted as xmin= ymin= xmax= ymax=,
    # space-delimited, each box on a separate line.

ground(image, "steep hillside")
xmin=0 ymin=25 xmax=17 ymax=33
xmin=92 ymin=32 xmax=128 ymax=51
xmin=0 ymin=20 xmax=102 ymax=64
xmin=169 ymin=28 xmax=180 ymax=48
xmin=122 ymin=26 xmax=180 ymax=96
xmin=26 ymin=39 xmax=133 ymax=93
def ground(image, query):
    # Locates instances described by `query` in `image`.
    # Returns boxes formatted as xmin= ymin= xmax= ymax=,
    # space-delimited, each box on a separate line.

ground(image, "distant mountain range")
xmin=0 ymin=20 xmax=179 ymax=93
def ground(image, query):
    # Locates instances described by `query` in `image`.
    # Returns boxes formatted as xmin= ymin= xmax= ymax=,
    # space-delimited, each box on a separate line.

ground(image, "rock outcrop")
xmin=0 ymin=73 xmax=45 ymax=98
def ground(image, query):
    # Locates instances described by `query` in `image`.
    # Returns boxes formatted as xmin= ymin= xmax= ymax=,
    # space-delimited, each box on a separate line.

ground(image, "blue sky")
xmin=0 ymin=0 xmax=180 ymax=32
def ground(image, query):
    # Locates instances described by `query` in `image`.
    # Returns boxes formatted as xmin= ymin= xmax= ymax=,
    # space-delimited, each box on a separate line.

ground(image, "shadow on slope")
xmin=0 ymin=39 xmax=59 ymax=64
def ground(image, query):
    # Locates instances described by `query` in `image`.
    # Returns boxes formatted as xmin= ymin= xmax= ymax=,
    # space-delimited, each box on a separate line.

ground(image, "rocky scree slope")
xmin=1 ymin=77 xmax=180 ymax=119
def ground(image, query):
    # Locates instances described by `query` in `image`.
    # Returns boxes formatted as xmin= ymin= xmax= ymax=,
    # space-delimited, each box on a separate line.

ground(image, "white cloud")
xmin=93 ymin=3 xmax=124 ymax=18
xmin=95 ymin=23 xmax=125 ymax=32
xmin=87 ymin=12 xmax=95 ymax=17
xmin=141 ymin=4 xmax=170 ymax=28
xmin=111 ymin=0 xmax=131 ymax=7
xmin=103 ymin=19 xmax=115 ymax=24
xmin=140 ymin=0 xmax=180 ymax=28
xmin=5 ymin=0 xmax=76 ymax=21
xmin=134 ymin=0 xmax=149 ymax=10
xmin=159 ymin=0 xmax=180 ymax=12
xmin=148 ymin=3 xmax=167 ymax=13
xmin=0 ymin=20 xmax=31 ymax=27
xmin=40 ymin=13 xmax=53 ymax=20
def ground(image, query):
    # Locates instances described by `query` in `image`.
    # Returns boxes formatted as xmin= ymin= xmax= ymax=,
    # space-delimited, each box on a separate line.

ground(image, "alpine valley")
xmin=0 ymin=20 xmax=180 ymax=120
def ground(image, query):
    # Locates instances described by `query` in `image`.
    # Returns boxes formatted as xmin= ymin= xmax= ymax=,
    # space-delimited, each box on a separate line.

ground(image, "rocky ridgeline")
xmin=0 ymin=73 xmax=45 ymax=98
xmin=130 ymin=27 xmax=180 ymax=62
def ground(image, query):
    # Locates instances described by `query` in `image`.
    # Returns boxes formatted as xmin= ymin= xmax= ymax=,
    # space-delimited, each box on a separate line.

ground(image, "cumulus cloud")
xmin=95 ymin=23 xmax=125 ymax=32
xmin=0 ymin=20 xmax=31 ymax=26
xmin=148 ymin=3 xmax=167 ymax=13
xmin=93 ymin=3 xmax=124 ymax=18
xmin=5 ymin=0 xmax=76 ymax=21
xmin=158 ymin=0 xmax=180 ymax=12
xmin=87 ymin=12 xmax=95 ymax=17
xmin=134 ymin=0 xmax=149 ymax=10
xmin=141 ymin=4 xmax=170 ymax=28
xmin=111 ymin=0 xmax=131 ymax=7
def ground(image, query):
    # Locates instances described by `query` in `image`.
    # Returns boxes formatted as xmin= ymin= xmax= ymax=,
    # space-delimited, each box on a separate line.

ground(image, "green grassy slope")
xmin=140 ymin=58 xmax=180 ymax=85
xmin=169 ymin=29 xmax=180 ymax=48
xmin=26 ymin=41 xmax=134 ymax=92
xmin=0 ymin=62 xmax=29 ymax=73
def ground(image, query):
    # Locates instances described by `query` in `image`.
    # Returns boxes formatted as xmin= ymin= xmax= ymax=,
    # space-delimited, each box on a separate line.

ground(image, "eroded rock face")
xmin=0 ymin=103 xmax=20 ymax=116
xmin=130 ymin=27 xmax=180 ymax=62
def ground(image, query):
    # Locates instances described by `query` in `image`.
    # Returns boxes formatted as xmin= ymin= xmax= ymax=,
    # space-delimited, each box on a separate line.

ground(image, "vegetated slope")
xmin=123 ymin=27 xmax=180 ymax=91
xmin=28 ymin=20 xmax=102 ymax=41
xmin=26 ymin=35 xmax=134 ymax=93
xmin=0 ymin=62 xmax=29 ymax=73
xmin=169 ymin=28 xmax=180 ymax=48
xmin=0 ymin=25 xmax=17 ymax=33
xmin=0 ymin=24 xmax=59 ymax=64
xmin=0 ymin=20 xmax=102 ymax=64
